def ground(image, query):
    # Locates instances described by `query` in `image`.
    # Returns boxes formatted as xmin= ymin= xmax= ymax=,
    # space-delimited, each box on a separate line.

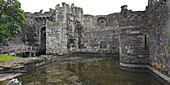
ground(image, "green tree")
xmin=0 ymin=0 xmax=26 ymax=43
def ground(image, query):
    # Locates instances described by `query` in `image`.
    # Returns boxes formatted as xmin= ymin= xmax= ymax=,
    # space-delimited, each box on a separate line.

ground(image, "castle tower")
xmin=119 ymin=0 xmax=170 ymax=82
xmin=119 ymin=5 xmax=149 ymax=68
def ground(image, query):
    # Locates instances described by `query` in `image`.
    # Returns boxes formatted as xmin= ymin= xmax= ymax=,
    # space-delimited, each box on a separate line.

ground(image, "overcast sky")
xmin=18 ymin=0 xmax=148 ymax=15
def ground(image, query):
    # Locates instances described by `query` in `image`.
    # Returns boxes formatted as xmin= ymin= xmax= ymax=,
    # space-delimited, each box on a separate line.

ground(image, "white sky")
xmin=18 ymin=0 xmax=148 ymax=15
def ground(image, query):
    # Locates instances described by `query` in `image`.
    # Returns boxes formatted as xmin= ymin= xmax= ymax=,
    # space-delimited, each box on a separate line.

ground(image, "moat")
xmin=0 ymin=56 xmax=165 ymax=85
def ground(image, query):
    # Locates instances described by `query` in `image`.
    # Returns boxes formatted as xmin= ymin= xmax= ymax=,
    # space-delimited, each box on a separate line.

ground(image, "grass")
xmin=0 ymin=54 xmax=20 ymax=61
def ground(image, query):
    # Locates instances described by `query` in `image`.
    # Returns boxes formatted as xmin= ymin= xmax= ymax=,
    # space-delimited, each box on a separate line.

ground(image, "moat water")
xmin=0 ymin=56 xmax=165 ymax=85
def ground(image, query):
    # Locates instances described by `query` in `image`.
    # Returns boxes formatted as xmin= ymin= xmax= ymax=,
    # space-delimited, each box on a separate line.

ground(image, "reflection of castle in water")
xmin=4 ymin=57 xmax=165 ymax=85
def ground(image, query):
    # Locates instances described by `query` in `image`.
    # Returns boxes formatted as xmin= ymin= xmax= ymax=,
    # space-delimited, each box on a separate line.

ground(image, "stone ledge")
xmin=120 ymin=62 xmax=170 ymax=83
xmin=120 ymin=62 xmax=148 ymax=69
xmin=120 ymin=26 xmax=141 ymax=29
xmin=148 ymin=66 xmax=170 ymax=83
xmin=0 ymin=55 xmax=71 ymax=81
xmin=0 ymin=55 xmax=70 ymax=73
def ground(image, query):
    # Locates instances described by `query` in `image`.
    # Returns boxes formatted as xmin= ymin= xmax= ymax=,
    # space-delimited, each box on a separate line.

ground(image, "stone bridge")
xmin=0 ymin=46 xmax=37 ymax=57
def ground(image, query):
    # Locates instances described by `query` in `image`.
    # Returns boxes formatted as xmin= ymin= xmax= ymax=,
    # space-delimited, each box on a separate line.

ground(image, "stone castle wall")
xmin=80 ymin=14 xmax=119 ymax=53
xmin=15 ymin=2 xmax=120 ymax=55
xmin=46 ymin=21 xmax=67 ymax=54
xmin=119 ymin=7 xmax=149 ymax=64
xmin=46 ymin=3 xmax=84 ymax=54
xmin=22 ymin=9 xmax=56 ymax=46
xmin=118 ymin=0 xmax=170 ymax=82
xmin=147 ymin=0 xmax=170 ymax=76
xmin=54 ymin=3 xmax=84 ymax=54
xmin=8 ymin=1 xmax=170 ymax=82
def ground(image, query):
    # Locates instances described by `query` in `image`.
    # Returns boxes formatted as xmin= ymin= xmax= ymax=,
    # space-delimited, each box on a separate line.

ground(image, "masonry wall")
xmin=80 ymin=14 xmax=120 ymax=53
xmin=63 ymin=3 xmax=84 ymax=52
xmin=119 ymin=6 xmax=149 ymax=65
xmin=167 ymin=0 xmax=170 ymax=76
xmin=3 ymin=1 xmax=170 ymax=83
xmin=22 ymin=9 xmax=56 ymax=46
xmin=11 ymin=2 xmax=120 ymax=55
xmin=46 ymin=21 xmax=67 ymax=54
xmin=147 ymin=0 xmax=170 ymax=76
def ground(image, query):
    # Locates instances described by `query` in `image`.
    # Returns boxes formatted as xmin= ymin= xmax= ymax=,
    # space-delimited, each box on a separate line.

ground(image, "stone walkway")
xmin=0 ymin=57 xmax=43 ymax=82
xmin=0 ymin=57 xmax=40 ymax=65
xmin=0 ymin=57 xmax=41 ymax=70
xmin=0 ymin=55 xmax=62 ymax=72
xmin=0 ymin=55 xmax=69 ymax=82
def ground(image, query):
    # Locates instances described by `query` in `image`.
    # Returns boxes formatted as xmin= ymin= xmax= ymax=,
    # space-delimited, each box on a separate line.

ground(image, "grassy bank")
xmin=0 ymin=55 xmax=20 ymax=61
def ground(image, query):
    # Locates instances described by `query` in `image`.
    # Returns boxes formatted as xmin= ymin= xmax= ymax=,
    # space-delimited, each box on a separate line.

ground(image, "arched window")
xmin=97 ymin=17 xmax=107 ymax=27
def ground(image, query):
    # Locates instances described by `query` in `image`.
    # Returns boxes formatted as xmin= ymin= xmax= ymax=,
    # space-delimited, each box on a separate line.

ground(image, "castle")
xmin=5 ymin=0 xmax=170 ymax=83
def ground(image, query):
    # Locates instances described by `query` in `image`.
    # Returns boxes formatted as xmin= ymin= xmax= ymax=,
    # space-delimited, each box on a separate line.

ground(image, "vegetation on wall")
xmin=0 ymin=0 xmax=26 ymax=43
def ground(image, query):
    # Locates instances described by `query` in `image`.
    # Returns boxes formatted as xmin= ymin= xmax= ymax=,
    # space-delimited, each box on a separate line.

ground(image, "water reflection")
xmin=0 ymin=56 xmax=165 ymax=85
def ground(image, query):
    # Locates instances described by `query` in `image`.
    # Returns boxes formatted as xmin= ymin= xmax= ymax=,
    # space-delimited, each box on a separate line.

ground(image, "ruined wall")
xmin=63 ymin=3 xmax=84 ymax=52
xmin=23 ymin=9 xmax=56 ymax=46
xmin=16 ymin=3 xmax=84 ymax=55
xmin=81 ymin=14 xmax=120 ymax=53
xmin=14 ymin=2 xmax=120 ymax=54
xmin=6 ymin=27 xmax=24 ymax=46
xmin=46 ymin=21 xmax=67 ymax=54
xmin=119 ymin=6 xmax=149 ymax=65
xmin=147 ymin=0 xmax=170 ymax=75
xmin=3 ymin=1 xmax=170 ymax=83
xmin=46 ymin=2 xmax=83 ymax=54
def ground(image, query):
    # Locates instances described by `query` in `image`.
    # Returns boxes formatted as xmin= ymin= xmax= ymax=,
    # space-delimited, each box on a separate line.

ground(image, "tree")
xmin=0 ymin=0 xmax=26 ymax=43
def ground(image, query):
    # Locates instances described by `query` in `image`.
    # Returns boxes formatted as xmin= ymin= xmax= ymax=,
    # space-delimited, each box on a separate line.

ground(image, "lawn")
xmin=0 ymin=54 xmax=20 ymax=61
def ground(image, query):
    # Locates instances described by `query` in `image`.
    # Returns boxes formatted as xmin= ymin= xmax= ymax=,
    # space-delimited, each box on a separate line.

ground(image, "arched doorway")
xmin=41 ymin=27 xmax=46 ymax=47
xmin=75 ymin=21 xmax=83 ymax=49
xmin=40 ymin=27 xmax=46 ymax=54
